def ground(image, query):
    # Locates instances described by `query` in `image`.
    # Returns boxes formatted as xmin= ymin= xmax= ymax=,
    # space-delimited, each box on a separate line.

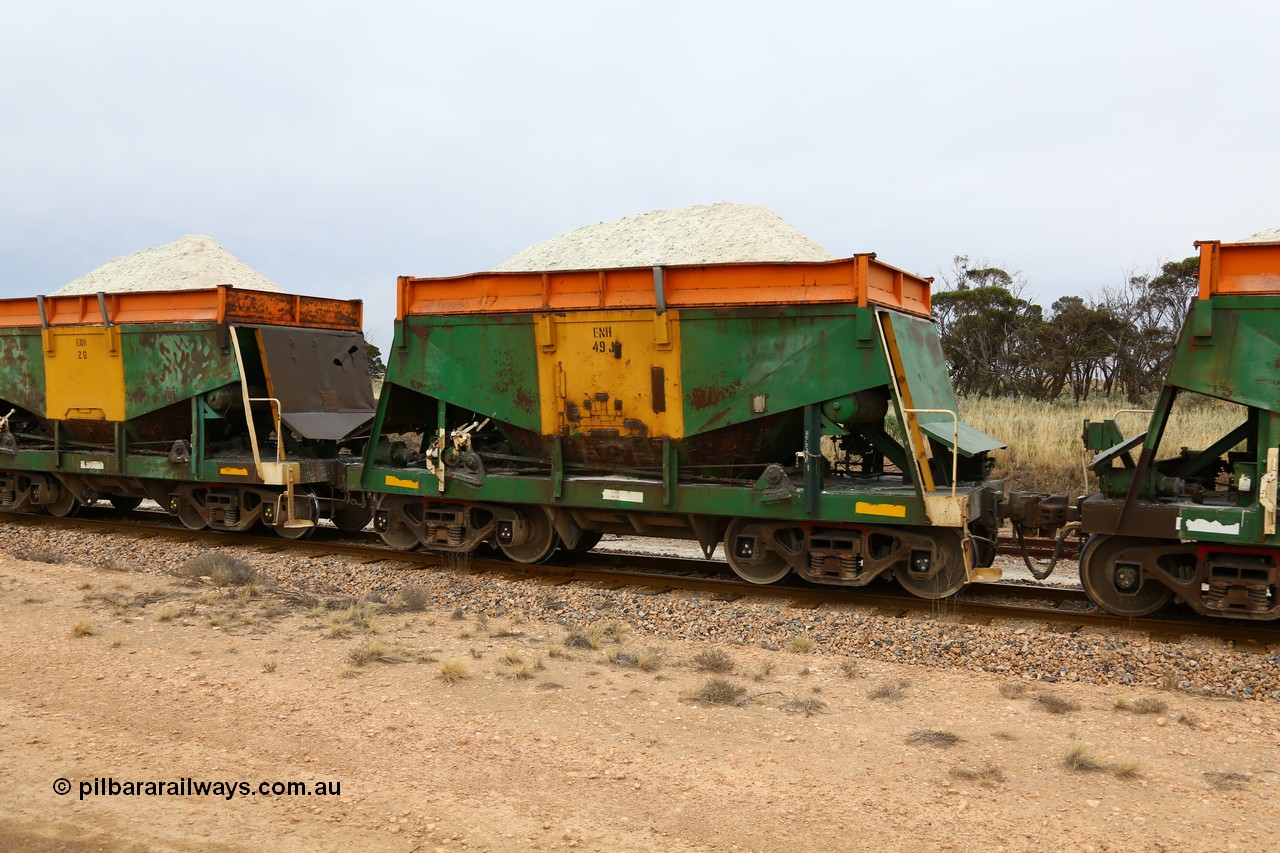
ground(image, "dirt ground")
xmin=1 ymin=551 xmax=1277 ymax=853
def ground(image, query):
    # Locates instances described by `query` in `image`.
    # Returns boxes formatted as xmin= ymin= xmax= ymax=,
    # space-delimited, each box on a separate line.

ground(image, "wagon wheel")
xmin=331 ymin=503 xmax=374 ymax=533
xmin=567 ymin=530 xmax=603 ymax=553
xmin=1079 ymin=534 xmax=1174 ymax=617
xmin=894 ymin=529 xmax=968 ymax=599
xmin=724 ymin=518 xmax=792 ymax=584
xmin=176 ymin=494 xmax=207 ymax=530
xmin=109 ymin=496 xmax=143 ymax=512
xmin=275 ymin=489 xmax=319 ymax=540
xmin=46 ymin=487 xmax=81 ymax=518
xmin=379 ymin=514 xmax=421 ymax=550
xmin=498 ymin=508 xmax=558 ymax=564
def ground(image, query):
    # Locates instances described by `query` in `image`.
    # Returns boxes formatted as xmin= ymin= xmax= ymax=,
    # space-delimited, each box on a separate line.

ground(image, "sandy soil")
xmin=1 ymin=551 xmax=1277 ymax=853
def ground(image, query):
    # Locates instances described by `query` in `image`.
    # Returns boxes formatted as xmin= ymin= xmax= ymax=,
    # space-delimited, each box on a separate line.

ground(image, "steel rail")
xmin=3 ymin=510 xmax=1276 ymax=646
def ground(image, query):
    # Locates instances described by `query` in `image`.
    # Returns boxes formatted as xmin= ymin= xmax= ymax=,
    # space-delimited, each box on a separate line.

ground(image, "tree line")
xmin=931 ymin=255 xmax=1199 ymax=403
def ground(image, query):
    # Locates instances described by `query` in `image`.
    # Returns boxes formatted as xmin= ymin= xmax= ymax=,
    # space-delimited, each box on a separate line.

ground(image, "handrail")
xmin=903 ymin=407 xmax=959 ymax=498
xmin=227 ymin=326 xmax=310 ymax=529
xmin=1112 ymin=408 xmax=1153 ymax=423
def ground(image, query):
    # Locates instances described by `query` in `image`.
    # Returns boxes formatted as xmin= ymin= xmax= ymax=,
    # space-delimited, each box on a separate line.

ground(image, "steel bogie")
xmin=719 ymin=516 xmax=971 ymax=596
xmin=329 ymin=502 xmax=374 ymax=533
xmin=1078 ymin=536 xmax=1177 ymax=618
xmin=373 ymin=498 xmax=497 ymax=554
xmin=274 ymin=489 xmax=320 ymax=540
xmin=892 ymin=529 xmax=969 ymax=599
xmin=0 ymin=470 xmax=55 ymax=513
xmin=724 ymin=518 xmax=794 ymax=584
xmin=494 ymin=507 xmax=559 ymax=564
xmin=45 ymin=485 xmax=82 ymax=518
xmin=161 ymin=482 xmax=339 ymax=540
xmin=1077 ymin=534 xmax=1279 ymax=621
xmin=373 ymin=497 xmax=566 ymax=563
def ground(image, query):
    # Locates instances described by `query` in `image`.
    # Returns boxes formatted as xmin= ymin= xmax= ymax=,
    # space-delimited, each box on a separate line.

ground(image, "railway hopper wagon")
xmin=365 ymin=255 xmax=1007 ymax=598
xmin=0 ymin=286 xmax=377 ymax=537
xmin=1054 ymin=239 xmax=1280 ymax=621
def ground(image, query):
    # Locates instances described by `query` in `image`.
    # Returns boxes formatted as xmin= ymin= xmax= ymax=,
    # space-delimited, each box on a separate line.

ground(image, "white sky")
xmin=2 ymin=1 xmax=1277 ymax=350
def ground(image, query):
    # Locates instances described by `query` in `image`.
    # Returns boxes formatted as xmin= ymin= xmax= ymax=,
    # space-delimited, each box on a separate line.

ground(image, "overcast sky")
xmin=3 ymin=1 xmax=1277 ymax=350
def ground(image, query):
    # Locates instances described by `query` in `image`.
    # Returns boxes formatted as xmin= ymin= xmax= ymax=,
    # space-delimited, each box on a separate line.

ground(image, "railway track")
xmin=3 ymin=509 xmax=1275 ymax=647
xmin=996 ymin=533 xmax=1080 ymax=561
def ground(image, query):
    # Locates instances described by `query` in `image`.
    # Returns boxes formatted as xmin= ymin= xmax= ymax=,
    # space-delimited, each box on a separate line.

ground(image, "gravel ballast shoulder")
xmin=2 ymin=521 xmax=1276 ymax=702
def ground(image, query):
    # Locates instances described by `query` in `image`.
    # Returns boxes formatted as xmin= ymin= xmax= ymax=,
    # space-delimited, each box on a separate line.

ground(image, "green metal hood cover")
xmin=918 ymin=418 xmax=1006 ymax=457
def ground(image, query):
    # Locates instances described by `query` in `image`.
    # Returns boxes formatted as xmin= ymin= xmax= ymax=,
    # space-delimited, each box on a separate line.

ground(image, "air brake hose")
xmin=1014 ymin=521 xmax=1081 ymax=581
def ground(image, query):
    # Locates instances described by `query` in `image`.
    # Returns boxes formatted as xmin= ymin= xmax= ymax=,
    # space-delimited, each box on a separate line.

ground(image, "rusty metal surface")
xmin=0 ymin=286 xmax=363 ymax=331
xmin=1080 ymin=496 xmax=1179 ymax=538
xmin=225 ymin=288 xmax=363 ymax=331
xmin=398 ymin=255 xmax=932 ymax=318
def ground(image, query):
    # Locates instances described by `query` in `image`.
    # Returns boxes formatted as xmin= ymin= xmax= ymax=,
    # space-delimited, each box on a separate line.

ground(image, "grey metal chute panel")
xmin=254 ymin=325 xmax=377 ymax=441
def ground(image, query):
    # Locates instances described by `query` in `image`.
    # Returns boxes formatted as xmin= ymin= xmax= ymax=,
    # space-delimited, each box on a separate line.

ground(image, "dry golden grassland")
xmin=959 ymin=395 xmax=1246 ymax=495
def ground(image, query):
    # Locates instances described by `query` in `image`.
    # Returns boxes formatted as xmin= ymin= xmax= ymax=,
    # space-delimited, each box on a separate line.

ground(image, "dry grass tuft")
xmin=98 ymin=557 xmax=133 ymax=573
xmin=547 ymin=644 xmax=571 ymax=659
xmin=961 ymin=394 xmax=1243 ymax=494
xmin=1063 ymin=741 xmax=1104 ymax=772
xmin=634 ymin=649 xmax=661 ymax=672
xmin=1110 ymin=761 xmax=1143 ymax=780
xmin=499 ymin=650 xmax=525 ymax=667
xmin=692 ymin=648 xmax=735 ymax=673
xmin=565 ymin=625 xmax=599 ymax=645
xmin=155 ymin=606 xmax=181 ymax=623
xmin=1114 ymin=696 xmax=1167 ymax=715
xmin=786 ymin=636 xmax=816 ymax=654
xmin=992 ymin=729 xmax=1018 ymax=741
xmin=838 ymin=659 xmax=860 ymax=679
xmin=437 ymin=660 xmax=471 ymax=685
xmin=1034 ymin=692 xmax=1080 ymax=714
xmin=868 ymin=680 xmax=909 ymax=701
xmin=504 ymin=663 xmax=535 ymax=681
xmin=998 ymin=682 xmax=1028 ymax=699
xmin=23 ymin=547 xmax=66 ymax=564
xmin=179 ymin=553 xmax=261 ymax=588
xmin=326 ymin=602 xmax=379 ymax=638
xmin=751 ymin=662 xmax=775 ymax=682
xmin=70 ymin=620 xmax=98 ymax=637
xmin=262 ymin=660 xmax=277 ymax=673
xmin=607 ymin=648 xmax=661 ymax=671
xmin=906 ymin=729 xmax=962 ymax=748
xmin=690 ymin=677 xmax=746 ymax=706
xmin=396 ymin=584 xmax=430 ymax=612
xmin=1204 ymin=771 xmax=1249 ymax=790
xmin=783 ymin=697 xmax=828 ymax=717
xmin=345 ymin=639 xmax=396 ymax=667
xmin=1177 ymin=711 xmax=1200 ymax=728
xmin=949 ymin=764 xmax=1005 ymax=786
xmin=326 ymin=620 xmax=355 ymax=639
xmin=450 ymin=605 xmax=466 ymax=620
